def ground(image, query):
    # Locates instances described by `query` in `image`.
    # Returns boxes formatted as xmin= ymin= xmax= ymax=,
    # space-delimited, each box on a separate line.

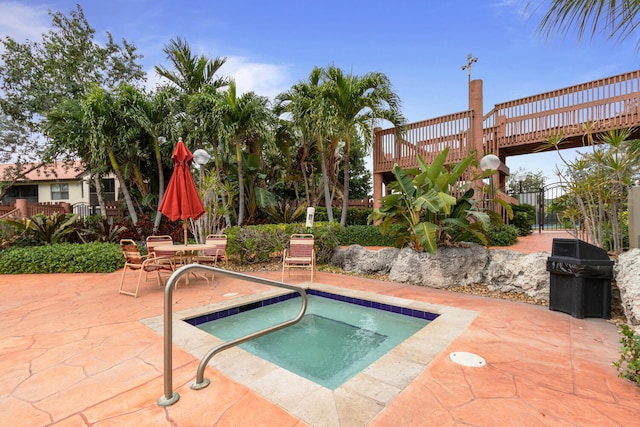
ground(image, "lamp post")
xmin=480 ymin=154 xmax=500 ymax=211
xmin=192 ymin=149 xmax=210 ymax=187
xmin=192 ymin=149 xmax=210 ymax=244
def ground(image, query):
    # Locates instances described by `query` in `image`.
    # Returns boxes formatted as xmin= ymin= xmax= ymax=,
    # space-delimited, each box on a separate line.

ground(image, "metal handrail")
xmin=158 ymin=263 xmax=308 ymax=407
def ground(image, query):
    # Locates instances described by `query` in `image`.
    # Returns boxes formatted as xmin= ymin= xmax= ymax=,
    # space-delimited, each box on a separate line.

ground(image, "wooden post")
xmin=15 ymin=199 xmax=28 ymax=218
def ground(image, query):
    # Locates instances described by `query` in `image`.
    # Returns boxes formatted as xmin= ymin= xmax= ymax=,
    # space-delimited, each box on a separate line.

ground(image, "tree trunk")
xmin=153 ymin=136 xmax=165 ymax=233
xmin=106 ymin=146 xmax=138 ymax=224
xmin=93 ymin=174 xmax=107 ymax=217
xmin=301 ymin=162 xmax=310 ymax=205
xmin=340 ymin=140 xmax=351 ymax=226
xmin=236 ymin=141 xmax=245 ymax=225
xmin=320 ymin=151 xmax=333 ymax=222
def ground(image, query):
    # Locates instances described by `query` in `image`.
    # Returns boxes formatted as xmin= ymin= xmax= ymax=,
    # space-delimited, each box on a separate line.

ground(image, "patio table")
xmin=154 ymin=243 xmax=218 ymax=284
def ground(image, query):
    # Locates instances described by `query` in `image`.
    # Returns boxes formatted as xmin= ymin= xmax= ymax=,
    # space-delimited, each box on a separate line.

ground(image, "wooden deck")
xmin=373 ymin=69 xmax=640 ymax=205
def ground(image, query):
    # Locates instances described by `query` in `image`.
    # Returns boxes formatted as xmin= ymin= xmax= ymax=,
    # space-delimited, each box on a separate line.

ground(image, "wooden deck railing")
xmin=374 ymin=69 xmax=640 ymax=173
xmin=374 ymin=111 xmax=473 ymax=172
xmin=486 ymin=69 xmax=640 ymax=155
xmin=26 ymin=202 xmax=69 ymax=217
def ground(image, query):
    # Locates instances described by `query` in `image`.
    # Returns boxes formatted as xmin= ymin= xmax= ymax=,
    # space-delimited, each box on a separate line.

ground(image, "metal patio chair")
xmin=281 ymin=233 xmax=315 ymax=282
xmin=118 ymin=239 xmax=174 ymax=298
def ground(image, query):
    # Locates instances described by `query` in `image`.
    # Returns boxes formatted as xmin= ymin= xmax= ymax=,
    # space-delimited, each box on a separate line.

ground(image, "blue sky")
xmin=1 ymin=0 xmax=639 ymax=181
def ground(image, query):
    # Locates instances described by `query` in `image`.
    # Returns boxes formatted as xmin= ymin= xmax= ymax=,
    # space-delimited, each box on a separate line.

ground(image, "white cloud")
xmin=224 ymin=56 xmax=291 ymax=100
xmin=0 ymin=2 xmax=50 ymax=43
xmin=146 ymin=55 xmax=292 ymax=100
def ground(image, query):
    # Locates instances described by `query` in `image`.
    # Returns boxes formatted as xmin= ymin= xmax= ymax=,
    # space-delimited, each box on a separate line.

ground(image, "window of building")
xmin=89 ymin=178 xmax=116 ymax=205
xmin=51 ymin=183 xmax=69 ymax=200
xmin=1 ymin=185 xmax=38 ymax=204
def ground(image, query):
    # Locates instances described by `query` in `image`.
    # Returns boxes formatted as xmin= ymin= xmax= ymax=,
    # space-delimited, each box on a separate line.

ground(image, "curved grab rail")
xmin=158 ymin=263 xmax=307 ymax=407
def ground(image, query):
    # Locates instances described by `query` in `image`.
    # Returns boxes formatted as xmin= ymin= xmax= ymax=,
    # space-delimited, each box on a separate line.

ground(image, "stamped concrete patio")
xmin=1 ymin=231 xmax=639 ymax=426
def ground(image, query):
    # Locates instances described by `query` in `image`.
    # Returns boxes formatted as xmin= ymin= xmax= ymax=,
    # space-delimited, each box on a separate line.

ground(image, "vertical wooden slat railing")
xmin=27 ymin=202 xmax=68 ymax=217
xmin=373 ymin=111 xmax=473 ymax=173
xmin=375 ymin=69 xmax=640 ymax=174
xmin=491 ymin=69 xmax=640 ymax=148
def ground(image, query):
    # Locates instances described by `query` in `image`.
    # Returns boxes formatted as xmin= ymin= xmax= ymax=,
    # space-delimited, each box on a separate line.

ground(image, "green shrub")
xmin=313 ymin=207 xmax=372 ymax=225
xmin=233 ymin=225 xmax=290 ymax=264
xmin=118 ymin=214 xmax=185 ymax=243
xmin=511 ymin=203 xmax=536 ymax=236
xmin=225 ymin=222 xmax=340 ymax=264
xmin=460 ymin=223 xmax=519 ymax=246
xmin=488 ymin=223 xmax=520 ymax=246
xmin=336 ymin=225 xmax=398 ymax=246
xmin=613 ymin=324 xmax=640 ymax=384
xmin=0 ymin=242 xmax=123 ymax=274
xmin=76 ymin=216 xmax=127 ymax=243
xmin=309 ymin=221 xmax=341 ymax=263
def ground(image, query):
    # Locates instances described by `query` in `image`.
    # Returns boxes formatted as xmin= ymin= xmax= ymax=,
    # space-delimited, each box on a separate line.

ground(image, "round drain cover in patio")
xmin=449 ymin=352 xmax=486 ymax=367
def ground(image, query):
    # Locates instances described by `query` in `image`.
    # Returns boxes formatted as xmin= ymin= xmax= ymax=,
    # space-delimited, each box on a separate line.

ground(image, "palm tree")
xmin=155 ymin=37 xmax=228 ymax=94
xmin=529 ymin=0 xmax=640 ymax=46
xmin=46 ymin=85 xmax=141 ymax=223
xmin=44 ymin=98 xmax=110 ymax=216
xmin=154 ymin=37 xmax=230 ymax=227
xmin=275 ymin=67 xmax=339 ymax=221
xmin=82 ymin=85 xmax=140 ymax=224
xmin=188 ymin=84 xmax=233 ymax=227
xmin=217 ymin=80 xmax=273 ymax=224
xmin=321 ymin=66 xmax=405 ymax=226
xmin=129 ymin=86 xmax=183 ymax=231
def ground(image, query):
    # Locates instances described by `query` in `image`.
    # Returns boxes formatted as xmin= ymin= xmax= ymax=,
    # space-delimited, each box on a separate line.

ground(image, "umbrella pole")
xmin=183 ymin=222 xmax=188 ymax=245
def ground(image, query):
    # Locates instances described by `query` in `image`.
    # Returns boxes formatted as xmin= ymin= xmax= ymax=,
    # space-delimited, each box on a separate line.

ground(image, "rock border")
xmin=332 ymin=244 xmax=640 ymax=332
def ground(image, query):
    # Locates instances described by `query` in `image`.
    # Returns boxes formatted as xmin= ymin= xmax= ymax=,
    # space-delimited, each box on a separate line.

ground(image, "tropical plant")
xmin=263 ymin=200 xmax=308 ymax=224
xmin=49 ymin=85 xmax=140 ymax=223
xmin=613 ymin=324 xmax=640 ymax=384
xmin=528 ymin=0 xmax=640 ymax=48
xmin=275 ymin=67 xmax=336 ymax=220
xmin=191 ymin=167 xmax=233 ymax=244
xmin=511 ymin=203 xmax=536 ymax=236
xmin=0 ymin=4 xmax=144 ymax=192
xmin=82 ymin=217 xmax=127 ymax=243
xmin=155 ymin=37 xmax=228 ymax=94
xmin=370 ymin=148 xmax=490 ymax=253
xmin=541 ymin=128 xmax=639 ymax=252
xmin=1 ymin=213 xmax=79 ymax=244
xmin=217 ymin=81 xmax=274 ymax=225
xmin=321 ymin=66 xmax=405 ymax=226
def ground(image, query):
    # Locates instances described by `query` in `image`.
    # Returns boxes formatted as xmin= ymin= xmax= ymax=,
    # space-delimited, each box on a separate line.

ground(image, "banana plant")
xmin=2 ymin=213 xmax=79 ymax=244
xmin=371 ymin=147 xmax=490 ymax=253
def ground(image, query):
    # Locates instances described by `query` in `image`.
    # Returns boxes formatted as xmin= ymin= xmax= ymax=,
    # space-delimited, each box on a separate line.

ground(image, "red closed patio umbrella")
xmin=159 ymin=137 xmax=205 ymax=244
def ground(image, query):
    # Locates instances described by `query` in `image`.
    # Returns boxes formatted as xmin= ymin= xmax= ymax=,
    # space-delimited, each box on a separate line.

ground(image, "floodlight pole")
xmin=461 ymin=53 xmax=478 ymax=85
xmin=480 ymin=154 xmax=500 ymax=212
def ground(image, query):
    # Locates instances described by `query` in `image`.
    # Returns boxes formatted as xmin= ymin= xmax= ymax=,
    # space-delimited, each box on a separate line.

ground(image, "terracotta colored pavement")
xmin=1 ymin=233 xmax=639 ymax=426
xmin=491 ymin=229 xmax=576 ymax=254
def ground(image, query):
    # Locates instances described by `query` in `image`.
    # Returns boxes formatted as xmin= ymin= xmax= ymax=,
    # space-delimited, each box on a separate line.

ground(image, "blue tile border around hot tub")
xmin=185 ymin=289 xmax=439 ymax=326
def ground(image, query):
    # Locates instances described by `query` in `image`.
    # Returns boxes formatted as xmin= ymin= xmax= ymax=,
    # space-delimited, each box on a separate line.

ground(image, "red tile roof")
xmin=0 ymin=160 xmax=86 ymax=182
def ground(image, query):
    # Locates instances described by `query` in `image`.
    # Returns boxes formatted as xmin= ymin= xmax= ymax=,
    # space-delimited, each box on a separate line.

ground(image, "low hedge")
xmin=0 ymin=242 xmax=123 ymax=274
xmin=224 ymin=221 xmax=341 ymax=264
xmin=313 ymin=207 xmax=372 ymax=225
xmin=336 ymin=225 xmax=398 ymax=247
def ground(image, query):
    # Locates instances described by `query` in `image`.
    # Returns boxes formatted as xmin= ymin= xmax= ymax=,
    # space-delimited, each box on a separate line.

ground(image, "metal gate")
xmin=512 ymin=182 xmax=567 ymax=232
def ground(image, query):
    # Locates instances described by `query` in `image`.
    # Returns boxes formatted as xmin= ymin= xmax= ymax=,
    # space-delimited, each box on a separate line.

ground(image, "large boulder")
xmin=485 ymin=250 xmax=550 ymax=300
xmin=331 ymin=245 xmax=400 ymax=275
xmin=389 ymin=244 xmax=489 ymax=288
xmin=331 ymin=244 xmax=640 ymax=328
xmin=614 ymin=249 xmax=640 ymax=332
